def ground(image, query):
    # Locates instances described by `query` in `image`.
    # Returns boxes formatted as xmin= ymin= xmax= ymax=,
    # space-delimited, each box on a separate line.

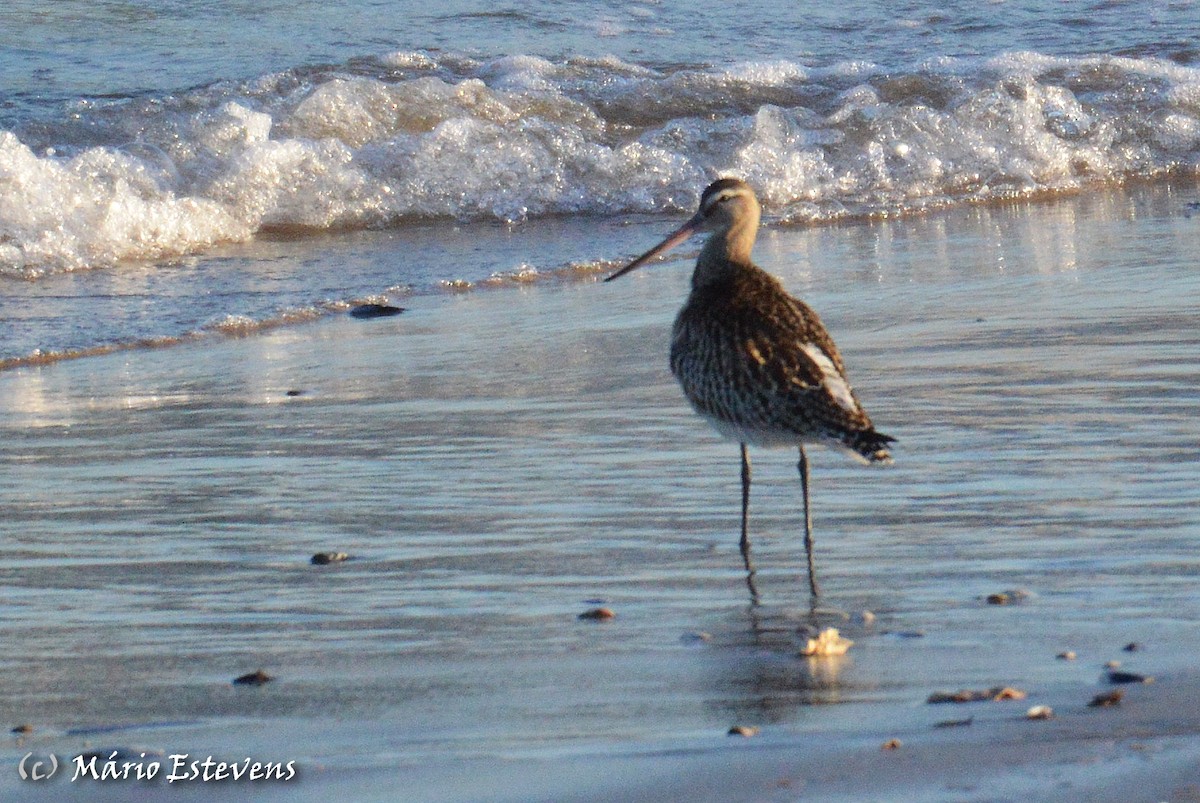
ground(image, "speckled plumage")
xmin=670 ymin=263 xmax=891 ymax=460
xmin=605 ymin=177 xmax=893 ymax=597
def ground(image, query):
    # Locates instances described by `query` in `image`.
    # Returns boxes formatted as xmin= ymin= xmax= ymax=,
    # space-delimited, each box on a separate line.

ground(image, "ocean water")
xmin=2 ymin=2 xmax=1200 ymax=799
xmin=2 ymin=0 xmax=1200 ymax=364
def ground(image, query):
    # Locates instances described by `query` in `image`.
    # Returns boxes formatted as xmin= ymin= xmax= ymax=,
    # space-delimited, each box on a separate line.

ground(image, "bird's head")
xmin=604 ymin=177 xmax=761 ymax=282
xmin=694 ymin=177 xmax=760 ymax=235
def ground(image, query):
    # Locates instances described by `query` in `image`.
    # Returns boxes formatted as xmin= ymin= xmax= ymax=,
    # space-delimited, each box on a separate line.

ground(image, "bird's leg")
xmin=739 ymin=443 xmax=760 ymax=605
xmin=740 ymin=443 xmax=751 ymax=552
xmin=798 ymin=445 xmax=820 ymax=598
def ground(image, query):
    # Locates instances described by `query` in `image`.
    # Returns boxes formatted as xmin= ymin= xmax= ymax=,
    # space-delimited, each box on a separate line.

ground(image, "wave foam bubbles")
xmin=3 ymin=50 xmax=1200 ymax=274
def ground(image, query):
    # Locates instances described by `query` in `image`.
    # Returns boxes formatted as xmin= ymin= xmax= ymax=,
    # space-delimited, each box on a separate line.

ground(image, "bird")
xmin=604 ymin=178 xmax=893 ymax=598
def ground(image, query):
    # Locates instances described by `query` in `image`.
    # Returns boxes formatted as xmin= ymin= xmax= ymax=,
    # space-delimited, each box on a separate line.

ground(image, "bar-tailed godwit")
xmin=605 ymin=178 xmax=893 ymax=597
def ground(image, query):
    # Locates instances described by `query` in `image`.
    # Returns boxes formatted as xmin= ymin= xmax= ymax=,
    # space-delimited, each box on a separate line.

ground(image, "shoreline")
xmin=6 ymin=174 xmax=1200 ymax=374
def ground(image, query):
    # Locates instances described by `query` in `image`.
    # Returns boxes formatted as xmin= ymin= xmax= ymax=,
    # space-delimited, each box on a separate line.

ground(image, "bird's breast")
xmin=669 ymin=299 xmax=792 ymax=440
xmin=667 ymin=277 xmax=872 ymax=446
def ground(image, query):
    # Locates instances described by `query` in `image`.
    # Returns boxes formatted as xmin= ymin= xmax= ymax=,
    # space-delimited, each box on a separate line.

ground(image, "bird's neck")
xmin=694 ymin=219 xmax=758 ymax=286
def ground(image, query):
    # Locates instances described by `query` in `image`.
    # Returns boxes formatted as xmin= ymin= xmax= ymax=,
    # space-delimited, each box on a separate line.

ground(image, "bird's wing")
xmin=736 ymin=296 xmax=873 ymax=431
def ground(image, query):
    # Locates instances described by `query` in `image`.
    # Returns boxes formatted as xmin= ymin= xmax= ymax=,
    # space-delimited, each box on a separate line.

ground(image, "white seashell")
xmin=800 ymin=627 xmax=853 ymax=657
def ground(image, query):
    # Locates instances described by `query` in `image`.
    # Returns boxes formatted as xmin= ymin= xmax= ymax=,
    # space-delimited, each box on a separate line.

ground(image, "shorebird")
xmin=605 ymin=178 xmax=893 ymax=597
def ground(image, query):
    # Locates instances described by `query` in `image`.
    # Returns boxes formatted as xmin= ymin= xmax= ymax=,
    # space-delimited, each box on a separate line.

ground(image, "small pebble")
xmin=986 ymin=589 xmax=1032 ymax=605
xmin=1088 ymin=689 xmax=1123 ymax=708
xmin=928 ymin=686 xmax=1027 ymax=704
xmin=311 ymin=552 xmax=350 ymax=565
xmin=1122 ymin=642 xmax=1142 ymax=653
xmin=1104 ymin=660 xmax=1122 ymax=669
xmin=883 ymin=630 xmax=925 ymax=639
xmin=578 ymin=607 xmax=616 ymax=621
xmin=1107 ymin=670 xmax=1153 ymax=685
xmin=881 ymin=738 xmax=902 ymax=750
xmin=1057 ymin=651 xmax=1077 ymax=661
xmin=233 ymin=669 xmax=273 ymax=687
xmin=1025 ymin=705 xmax=1054 ymax=720
xmin=852 ymin=610 xmax=876 ymax=626
xmin=285 ymin=389 xmax=304 ymax=397
xmin=934 ymin=716 xmax=973 ymax=728
xmin=728 ymin=725 xmax=759 ymax=737
xmin=11 ymin=724 xmax=32 ymax=735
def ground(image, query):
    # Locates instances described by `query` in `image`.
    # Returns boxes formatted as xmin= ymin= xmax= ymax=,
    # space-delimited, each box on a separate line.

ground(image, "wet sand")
xmin=2 ymin=184 xmax=1200 ymax=800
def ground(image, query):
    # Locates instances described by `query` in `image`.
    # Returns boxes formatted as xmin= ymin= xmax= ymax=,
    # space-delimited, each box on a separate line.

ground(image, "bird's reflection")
xmin=707 ymin=580 xmax=868 ymax=727
xmin=739 ymin=537 xmax=761 ymax=607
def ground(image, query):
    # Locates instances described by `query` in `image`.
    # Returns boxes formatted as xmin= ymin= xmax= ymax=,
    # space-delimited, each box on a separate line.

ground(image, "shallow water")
xmin=1 ymin=183 xmax=1198 ymax=797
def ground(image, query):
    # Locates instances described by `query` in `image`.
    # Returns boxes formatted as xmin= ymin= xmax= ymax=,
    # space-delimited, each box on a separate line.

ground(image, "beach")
xmin=4 ymin=0 xmax=1200 ymax=798
xmin=2 ymin=181 xmax=1200 ymax=800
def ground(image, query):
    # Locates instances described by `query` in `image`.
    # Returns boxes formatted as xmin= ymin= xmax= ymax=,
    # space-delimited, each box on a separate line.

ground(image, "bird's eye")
xmin=702 ymin=189 xmax=738 ymax=213
xmin=706 ymin=194 xmax=732 ymax=210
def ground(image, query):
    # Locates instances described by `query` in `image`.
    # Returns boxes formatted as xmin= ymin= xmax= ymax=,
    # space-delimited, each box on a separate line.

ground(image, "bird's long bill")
xmin=603 ymin=212 xmax=704 ymax=282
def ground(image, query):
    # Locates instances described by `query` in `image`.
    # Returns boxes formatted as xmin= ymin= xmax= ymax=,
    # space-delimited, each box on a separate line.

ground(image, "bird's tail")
xmin=843 ymin=429 xmax=895 ymax=464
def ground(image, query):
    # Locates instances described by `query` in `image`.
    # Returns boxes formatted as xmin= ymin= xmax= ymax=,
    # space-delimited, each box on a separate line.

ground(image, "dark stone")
xmin=233 ymin=669 xmax=273 ymax=686
xmin=349 ymin=304 xmax=405 ymax=319
xmin=1088 ymin=689 xmax=1123 ymax=707
xmin=933 ymin=716 xmax=974 ymax=728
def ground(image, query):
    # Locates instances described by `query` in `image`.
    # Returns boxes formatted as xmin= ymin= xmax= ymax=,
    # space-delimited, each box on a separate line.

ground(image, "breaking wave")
xmin=3 ymin=50 xmax=1200 ymax=274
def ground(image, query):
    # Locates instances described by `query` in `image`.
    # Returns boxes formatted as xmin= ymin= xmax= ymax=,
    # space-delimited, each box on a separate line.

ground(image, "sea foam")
xmin=2 ymin=50 xmax=1200 ymax=274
